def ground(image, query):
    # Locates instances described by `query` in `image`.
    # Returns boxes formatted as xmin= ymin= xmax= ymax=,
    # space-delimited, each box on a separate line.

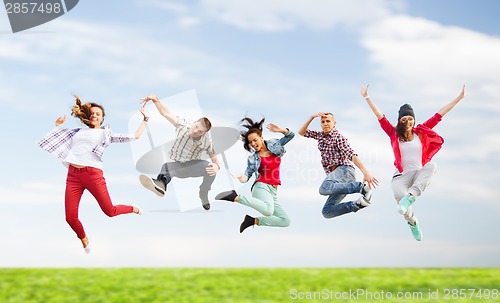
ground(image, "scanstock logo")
xmin=4 ymin=0 xmax=79 ymax=33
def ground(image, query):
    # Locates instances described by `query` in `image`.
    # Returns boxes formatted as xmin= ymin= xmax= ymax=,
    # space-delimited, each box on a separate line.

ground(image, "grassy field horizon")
xmin=1 ymin=268 xmax=499 ymax=302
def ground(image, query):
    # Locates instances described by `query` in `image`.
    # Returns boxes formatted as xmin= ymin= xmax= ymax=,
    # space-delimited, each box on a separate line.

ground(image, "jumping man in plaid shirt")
xmin=298 ymin=112 xmax=378 ymax=219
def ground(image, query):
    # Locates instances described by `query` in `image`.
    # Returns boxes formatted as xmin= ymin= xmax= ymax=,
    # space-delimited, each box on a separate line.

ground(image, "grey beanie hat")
xmin=398 ymin=104 xmax=415 ymax=120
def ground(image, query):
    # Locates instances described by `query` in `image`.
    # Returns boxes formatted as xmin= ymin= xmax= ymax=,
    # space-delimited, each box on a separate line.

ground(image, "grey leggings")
xmin=391 ymin=162 xmax=437 ymax=222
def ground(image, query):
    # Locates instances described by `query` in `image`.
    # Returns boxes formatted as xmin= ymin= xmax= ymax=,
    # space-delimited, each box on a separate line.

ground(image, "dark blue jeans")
xmin=319 ymin=165 xmax=363 ymax=219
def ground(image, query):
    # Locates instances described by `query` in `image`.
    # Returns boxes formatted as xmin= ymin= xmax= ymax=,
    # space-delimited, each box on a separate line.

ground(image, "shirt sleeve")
xmin=303 ymin=129 xmax=319 ymax=139
xmin=243 ymin=157 xmax=254 ymax=181
xmin=421 ymin=113 xmax=443 ymax=129
xmin=110 ymin=133 xmax=136 ymax=143
xmin=205 ymin=137 xmax=216 ymax=156
xmin=176 ymin=116 xmax=187 ymax=129
xmin=278 ymin=129 xmax=295 ymax=146
xmin=38 ymin=127 xmax=78 ymax=159
xmin=336 ymin=133 xmax=357 ymax=161
xmin=378 ymin=115 xmax=396 ymax=137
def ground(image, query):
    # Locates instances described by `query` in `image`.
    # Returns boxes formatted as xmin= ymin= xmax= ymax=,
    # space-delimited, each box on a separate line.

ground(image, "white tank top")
xmin=63 ymin=128 xmax=105 ymax=169
xmin=399 ymin=135 xmax=422 ymax=172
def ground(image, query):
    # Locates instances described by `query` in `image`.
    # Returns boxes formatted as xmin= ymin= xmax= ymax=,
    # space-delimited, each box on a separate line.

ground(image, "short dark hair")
xmin=197 ymin=117 xmax=212 ymax=131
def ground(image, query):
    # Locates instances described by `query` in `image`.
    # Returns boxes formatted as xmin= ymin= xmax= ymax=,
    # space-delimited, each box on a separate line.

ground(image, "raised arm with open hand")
xmin=437 ymin=85 xmax=466 ymax=117
xmin=140 ymin=94 xmax=178 ymax=126
xmin=360 ymin=84 xmax=384 ymax=120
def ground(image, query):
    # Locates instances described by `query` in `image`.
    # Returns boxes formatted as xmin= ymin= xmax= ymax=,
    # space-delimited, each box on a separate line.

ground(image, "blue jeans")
xmin=319 ymin=165 xmax=363 ymax=219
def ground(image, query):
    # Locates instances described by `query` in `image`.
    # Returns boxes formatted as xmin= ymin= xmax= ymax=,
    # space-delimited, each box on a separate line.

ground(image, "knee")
xmin=282 ymin=217 xmax=291 ymax=227
xmin=66 ymin=216 xmax=79 ymax=226
xmin=262 ymin=209 xmax=273 ymax=216
xmin=318 ymin=185 xmax=329 ymax=196
xmin=103 ymin=208 xmax=117 ymax=217
xmin=425 ymin=162 xmax=437 ymax=173
xmin=321 ymin=208 xmax=332 ymax=219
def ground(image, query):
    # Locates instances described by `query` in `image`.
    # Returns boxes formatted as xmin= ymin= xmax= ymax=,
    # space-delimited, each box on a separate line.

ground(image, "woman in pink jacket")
xmin=360 ymin=85 xmax=466 ymax=241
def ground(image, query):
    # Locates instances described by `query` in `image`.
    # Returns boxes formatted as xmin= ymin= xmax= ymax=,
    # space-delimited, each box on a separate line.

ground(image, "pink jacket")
xmin=378 ymin=113 xmax=444 ymax=173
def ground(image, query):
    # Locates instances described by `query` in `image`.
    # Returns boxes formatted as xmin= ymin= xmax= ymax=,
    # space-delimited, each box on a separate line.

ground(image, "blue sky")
xmin=0 ymin=0 xmax=499 ymax=267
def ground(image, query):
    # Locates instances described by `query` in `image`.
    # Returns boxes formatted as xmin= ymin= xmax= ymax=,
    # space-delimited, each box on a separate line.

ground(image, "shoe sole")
xmin=139 ymin=175 xmax=165 ymax=197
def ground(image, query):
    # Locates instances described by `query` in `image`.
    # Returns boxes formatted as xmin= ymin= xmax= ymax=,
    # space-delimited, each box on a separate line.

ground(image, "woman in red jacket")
xmin=360 ymin=85 xmax=466 ymax=241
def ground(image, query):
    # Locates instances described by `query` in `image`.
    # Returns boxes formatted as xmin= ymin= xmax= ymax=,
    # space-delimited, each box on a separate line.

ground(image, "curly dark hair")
xmin=71 ymin=96 xmax=105 ymax=128
xmin=240 ymin=116 xmax=265 ymax=152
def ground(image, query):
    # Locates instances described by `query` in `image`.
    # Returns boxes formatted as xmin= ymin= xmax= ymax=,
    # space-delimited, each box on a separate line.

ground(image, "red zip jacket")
xmin=378 ymin=113 xmax=444 ymax=173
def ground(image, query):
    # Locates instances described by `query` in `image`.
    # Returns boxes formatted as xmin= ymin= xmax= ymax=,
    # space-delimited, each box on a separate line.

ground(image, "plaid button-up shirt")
xmin=304 ymin=129 xmax=357 ymax=174
xmin=38 ymin=125 xmax=135 ymax=165
xmin=169 ymin=117 xmax=215 ymax=163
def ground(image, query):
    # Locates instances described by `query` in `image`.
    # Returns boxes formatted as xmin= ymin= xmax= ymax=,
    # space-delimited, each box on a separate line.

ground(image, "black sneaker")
xmin=139 ymin=174 xmax=166 ymax=197
xmin=240 ymin=215 xmax=255 ymax=233
xmin=215 ymin=190 xmax=238 ymax=202
xmin=199 ymin=190 xmax=210 ymax=210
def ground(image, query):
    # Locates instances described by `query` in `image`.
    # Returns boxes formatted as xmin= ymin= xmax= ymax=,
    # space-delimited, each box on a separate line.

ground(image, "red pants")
xmin=65 ymin=165 xmax=133 ymax=239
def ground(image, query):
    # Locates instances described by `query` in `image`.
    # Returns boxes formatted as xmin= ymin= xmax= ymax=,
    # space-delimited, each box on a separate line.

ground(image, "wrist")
xmin=143 ymin=116 xmax=150 ymax=122
xmin=364 ymin=95 xmax=370 ymax=100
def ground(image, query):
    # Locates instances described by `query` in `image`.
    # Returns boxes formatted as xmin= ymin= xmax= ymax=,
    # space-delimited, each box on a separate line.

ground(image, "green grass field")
xmin=0 ymin=268 xmax=498 ymax=303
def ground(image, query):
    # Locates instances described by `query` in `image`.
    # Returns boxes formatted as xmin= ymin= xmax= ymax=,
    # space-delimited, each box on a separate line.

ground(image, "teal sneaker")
xmin=397 ymin=193 xmax=415 ymax=214
xmin=408 ymin=217 xmax=423 ymax=241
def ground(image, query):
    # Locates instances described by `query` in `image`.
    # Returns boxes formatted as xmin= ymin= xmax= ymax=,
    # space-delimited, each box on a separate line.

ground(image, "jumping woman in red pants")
xmin=39 ymin=96 xmax=148 ymax=253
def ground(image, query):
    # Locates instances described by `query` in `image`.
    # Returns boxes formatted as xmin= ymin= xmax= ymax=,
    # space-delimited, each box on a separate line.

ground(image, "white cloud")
xmin=200 ymin=0 xmax=402 ymax=31
xmin=361 ymin=14 xmax=500 ymax=110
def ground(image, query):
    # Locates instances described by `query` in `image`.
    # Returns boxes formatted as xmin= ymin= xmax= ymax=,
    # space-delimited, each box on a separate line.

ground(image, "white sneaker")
xmin=361 ymin=183 xmax=372 ymax=202
xmin=132 ymin=204 xmax=143 ymax=215
xmin=84 ymin=238 xmax=91 ymax=254
xmin=356 ymin=196 xmax=371 ymax=208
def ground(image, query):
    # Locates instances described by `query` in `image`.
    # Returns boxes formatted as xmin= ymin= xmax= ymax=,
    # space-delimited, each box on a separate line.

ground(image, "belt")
xmin=329 ymin=165 xmax=339 ymax=172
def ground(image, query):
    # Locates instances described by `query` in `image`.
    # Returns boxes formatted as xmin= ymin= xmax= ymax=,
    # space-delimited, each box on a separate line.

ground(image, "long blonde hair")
xmin=71 ymin=96 xmax=105 ymax=128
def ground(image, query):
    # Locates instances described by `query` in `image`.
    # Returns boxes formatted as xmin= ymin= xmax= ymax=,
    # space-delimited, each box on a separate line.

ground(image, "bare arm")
xmin=298 ymin=115 xmax=314 ymax=136
xmin=140 ymin=95 xmax=178 ymax=126
xmin=352 ymin=155 xmax=379 ymax=189
xmin=360 ymin=84 xmax=384 ymax=120
xmin=133 ymin=107 xmax=149 ymax=139
xmin=298 ymin=113 xmax=328 ymax=136
xmin=437 ymin=85 xmax=466 ymax=117
xmin=267 ymin=123 xmax=288 ymax=134
xmin=206 ymin=154 xmax=222 ymax=176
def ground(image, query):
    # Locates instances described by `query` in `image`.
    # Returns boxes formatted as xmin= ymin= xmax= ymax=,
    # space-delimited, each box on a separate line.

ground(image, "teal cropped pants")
xmin=238 ymin=182 xmax=290 ymax=227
